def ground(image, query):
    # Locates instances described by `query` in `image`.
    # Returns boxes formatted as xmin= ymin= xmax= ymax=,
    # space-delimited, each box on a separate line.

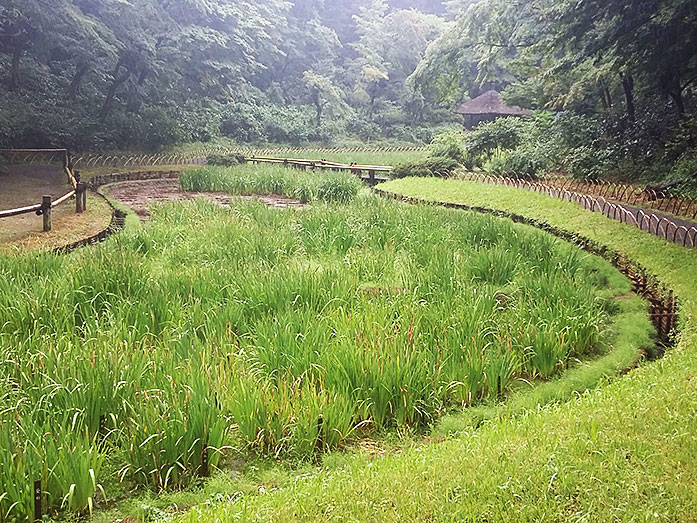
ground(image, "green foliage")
xmin=207 ymin=154 xmax=246 ymax=167
xmin=0 ymin=1 xmax=452 ymax=151
xmin=0 ymin=183 xmax=621 ymax=518
xmin=428 ymin=128 xmax=468 ymax=164
xmin=563 ymin=146 xmax=614 ymax=180
xmin=485 ymin=147 xmax=549 ymax=178
xmin=464 ymin=117 xmax=527 ymax=160
xmin=219 ymin=103 xmax=336 ymax=145
xmin=179 ymin=164 xmax=362 ymax=204
xmin=391 ymin=157 xmax=459 ymax=178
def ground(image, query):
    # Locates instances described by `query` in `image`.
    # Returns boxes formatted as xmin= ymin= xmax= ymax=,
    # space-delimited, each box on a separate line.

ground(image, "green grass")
xmin=180 ymin=164 xmax=362 ymax=203
xmin=160 ymin=176 xmax=697 ymax=522
xmin=0 ymin=182 xmax=634 ymax=521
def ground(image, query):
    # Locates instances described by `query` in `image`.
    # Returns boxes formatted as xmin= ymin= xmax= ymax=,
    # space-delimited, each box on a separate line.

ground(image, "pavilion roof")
xmin=455 ymin=90 xmax=533 ymax=116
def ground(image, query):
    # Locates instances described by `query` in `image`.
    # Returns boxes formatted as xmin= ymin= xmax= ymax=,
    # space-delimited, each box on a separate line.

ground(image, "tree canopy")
xmin=0 ymin=0 xmax=694 ymax=166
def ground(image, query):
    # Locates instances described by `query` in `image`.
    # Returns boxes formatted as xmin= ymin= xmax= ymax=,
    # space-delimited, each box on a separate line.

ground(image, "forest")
xmin=0 ymin=0 xmax=696 ymax=177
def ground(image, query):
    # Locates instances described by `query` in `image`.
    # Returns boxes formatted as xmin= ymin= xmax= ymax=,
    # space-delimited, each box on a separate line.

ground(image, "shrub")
xmin=485 ymin=147 xmax=548 ymax=178
xmin=464 ymin=117 xmax=527 ymax=160
xmin=564 ymin=145 xmax=614 ymax=180
xmin=391 ymin=157 xmax=459 ymax=179
xmin=669 ymin=150 xmax=697 ymax=182
xmin=220 ymin=103 xmax=266 ymax=142
xmin=429 ymin=129 xmax=469 ymax=164
xmin=207 ymin=154 xmax=246 ymax=167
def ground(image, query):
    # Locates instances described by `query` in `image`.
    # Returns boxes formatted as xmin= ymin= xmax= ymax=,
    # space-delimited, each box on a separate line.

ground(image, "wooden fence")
xmin=247 ymin=156 xmax=392 ymax=185
xmin=0 ymin=149 xmax=87 ymax=232
xmin=465 ymin=173 xmax=697 ymax=249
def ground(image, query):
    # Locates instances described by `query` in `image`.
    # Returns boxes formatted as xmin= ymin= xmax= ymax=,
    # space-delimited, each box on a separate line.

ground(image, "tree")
xmin=302 ymin=70 xmax=350 ymax=126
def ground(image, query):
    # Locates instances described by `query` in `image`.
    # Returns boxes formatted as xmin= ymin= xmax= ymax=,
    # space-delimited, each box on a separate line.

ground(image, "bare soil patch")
xmin=105 ymin=179 xmax=305 ymax=220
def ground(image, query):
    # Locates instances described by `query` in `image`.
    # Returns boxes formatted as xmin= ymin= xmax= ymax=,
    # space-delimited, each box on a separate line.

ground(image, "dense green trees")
xmin=412 ymin=0 xmax=696 ymax=181
xmin=1 ymin=0 xmax=694 ymax=178
xmin=0 ymin=0 xmax=450 ymax=150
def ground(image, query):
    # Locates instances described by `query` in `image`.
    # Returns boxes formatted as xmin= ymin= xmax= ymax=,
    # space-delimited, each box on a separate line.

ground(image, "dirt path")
xmin=0 ymin=165 xmax=72 ymax=208
xmin=105 ymin=179 xmax=305 ymax=220
xmin=0 ymin=165 xmax=102 ymax=247
xmin=614 ymin=202 xmax=697 ymax=246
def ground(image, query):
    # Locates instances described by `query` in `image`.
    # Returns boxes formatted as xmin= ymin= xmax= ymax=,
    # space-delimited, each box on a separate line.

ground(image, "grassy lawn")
xmin=165 ymin=177 xmax=697 ymax=521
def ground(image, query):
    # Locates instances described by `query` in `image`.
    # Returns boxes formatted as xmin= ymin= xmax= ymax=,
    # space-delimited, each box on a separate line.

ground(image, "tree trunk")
xmin=126 ymin=78 xmax=140 ymax=113
xmin=68 ymin=62 xmax=89 ymax=99
xmin=99 ymin=69 xmax=131 ymax=120
xmin=9 ymin=47 xmax=22 ymax=90
xmin=620 ymin=72 xmax=635 ymax=120
xmin=315 ymin=103 xmax=322 ymax=127
xmin=599 ymin=87 xmax=608 ymax=111
xmin=668 ymin=89 xmax=685 ymax=116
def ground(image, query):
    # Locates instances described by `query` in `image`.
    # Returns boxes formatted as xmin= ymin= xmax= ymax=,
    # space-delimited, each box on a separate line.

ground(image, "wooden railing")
xmin=247 ymin=156 xmax=392 ymax=185
xmin=0 ymin=149 xmax=86 ymax=232
xmin=464 ymin=173 xmax=697 ymax=249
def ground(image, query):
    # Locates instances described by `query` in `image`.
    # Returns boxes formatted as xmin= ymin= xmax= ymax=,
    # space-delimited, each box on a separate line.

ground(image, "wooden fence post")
xmin=81 ymin=182 xmax=87 ymax=212
xmin=34 ymin=479 xmax=42 ymax=521
xmin=76 ymin=183 xmax=84 ymax=213
xmin=42 ymin=195 xmax=52 ymax=232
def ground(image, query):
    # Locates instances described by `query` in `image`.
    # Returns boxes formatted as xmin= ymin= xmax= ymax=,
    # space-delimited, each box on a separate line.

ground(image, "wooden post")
xmin=42 ymin=195 xmax=52 ymax=232
xmin=81 ymin=182 xmax=87 ymax=211
xmin=76 ymin=183 xmax=84 ymax=213
xmin=199 ymin=442 xmax=209 ymax=477
xmin=369 ymin=170 xmax=376 ymax=186
xmin=34 ymin=479 xmax=42 ymax=521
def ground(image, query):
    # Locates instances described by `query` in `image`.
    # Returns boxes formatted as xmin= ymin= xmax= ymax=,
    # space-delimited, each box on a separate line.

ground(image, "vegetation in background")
xmin=412 ymin=0 xmax=696 ymax=183
xmin=0 ymin=0 xmax=455 ymax=151
xmin=0 ymin=189 xmax=625 ymax=520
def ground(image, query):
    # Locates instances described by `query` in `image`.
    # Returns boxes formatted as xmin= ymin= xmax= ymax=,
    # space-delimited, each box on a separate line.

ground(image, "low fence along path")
xmin=464 ymin=173 xmax=697 ymax=249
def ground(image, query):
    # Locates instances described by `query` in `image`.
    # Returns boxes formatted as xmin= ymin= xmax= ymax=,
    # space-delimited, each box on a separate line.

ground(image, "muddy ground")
xmin=105 ymin=179 xmax=305 ymax=220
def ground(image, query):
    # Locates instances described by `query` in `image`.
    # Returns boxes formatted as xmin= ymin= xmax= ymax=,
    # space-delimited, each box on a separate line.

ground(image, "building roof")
xmin=455 ymin=90 xmax=533 ymax=116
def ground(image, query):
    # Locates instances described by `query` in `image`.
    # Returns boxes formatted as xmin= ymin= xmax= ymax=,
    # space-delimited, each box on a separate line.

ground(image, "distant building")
xmin=455 ymin=90 xmax=533 ymax=128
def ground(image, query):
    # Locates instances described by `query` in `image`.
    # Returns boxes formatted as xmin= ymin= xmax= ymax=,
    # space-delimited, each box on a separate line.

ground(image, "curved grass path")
xmin=167 ymin=178 xmax=697 ymax=522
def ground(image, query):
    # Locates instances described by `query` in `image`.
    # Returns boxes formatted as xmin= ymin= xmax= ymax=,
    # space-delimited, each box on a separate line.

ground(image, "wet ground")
xmin=105 ymin=179 xmax=305 ymax=220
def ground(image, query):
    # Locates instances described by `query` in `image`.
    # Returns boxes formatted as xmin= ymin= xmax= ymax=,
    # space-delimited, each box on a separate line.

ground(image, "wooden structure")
xmin=455 ymin=90 xmax=533 ymax=128
xmin=248 ymin=156 xmax=392 ymax=186
xmin=0 ymin=149 xmax=85 ymax=232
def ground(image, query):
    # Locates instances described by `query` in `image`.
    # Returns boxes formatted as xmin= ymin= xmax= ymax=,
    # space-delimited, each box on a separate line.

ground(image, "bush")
xmin=220 ymin=103 xmax=266 ymax=142
xmin=563 ymin=145 xmax=614 ymax=180
xmin=429 ymin=129 xmax=469 ymax=164
xmin=391 ymin=157 xmax=459 ymax=179
xmin=207 ymin=154 xmax=246 ymax=167
xmin=464 ymin=117 xmax=527 ymax=160
xmin=485 ymin=147 xmax=548 ymax=179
